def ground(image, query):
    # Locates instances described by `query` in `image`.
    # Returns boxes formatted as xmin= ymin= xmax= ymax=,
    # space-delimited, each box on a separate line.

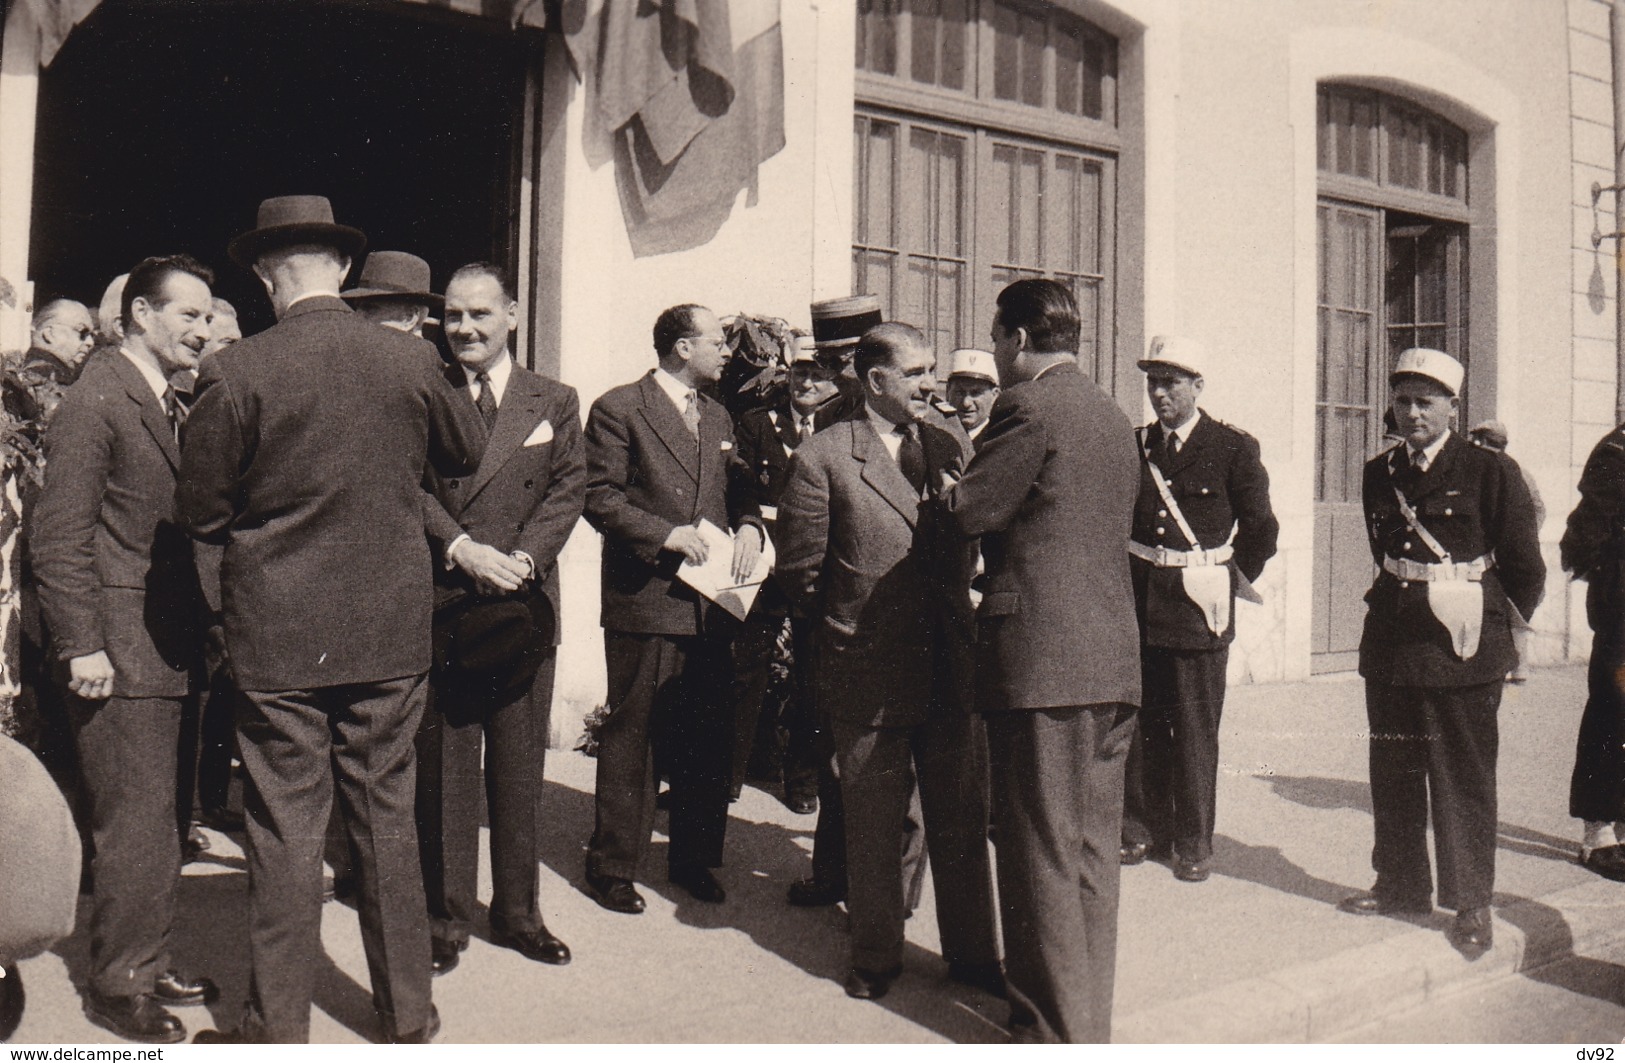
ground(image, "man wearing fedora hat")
xmin=1119 ymin=336 xmax=1278 ymax=884
xmin=1338 ymin=348 xmax=1543 ymax=957
xmin=178 ymin=195 xmax=486 ymax=1044
xmin=415 ymin=261 xmax=585 ymax=977
xmin=343 ymin=250 xmax=441 ymax=338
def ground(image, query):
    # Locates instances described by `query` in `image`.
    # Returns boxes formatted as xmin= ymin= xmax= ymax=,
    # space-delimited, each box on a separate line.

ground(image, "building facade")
xmin=0 ymin=0 xmax=1607 ymax=739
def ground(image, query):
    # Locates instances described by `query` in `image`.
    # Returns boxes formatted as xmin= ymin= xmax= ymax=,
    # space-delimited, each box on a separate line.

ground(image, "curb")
xmin=1113 ymin=876 xmax=1625 ymax=1042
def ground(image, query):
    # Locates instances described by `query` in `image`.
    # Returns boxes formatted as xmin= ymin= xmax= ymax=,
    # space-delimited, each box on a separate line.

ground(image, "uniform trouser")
xmin=71 ymin=694 xmax=183 ymax=998
xmin=589 ymin=631 xmax=733 ymax=879
xmin=235 ymin=676 xmax=432 ymax=1043
xmin=417 ymin=651 xmax=555 ymax=944
xmin=832 ymin=713 xmax=996 ymax=973
xmin=1121 ymin=645 xmax=1229 ymax=861
xmin=1570 ymin=622 xmax=1625 ymax=822
xmin=985 ymin=703 xmax=1136 ymax=1044
xmin=1365 ymin=680 xmax=1501 ymax=912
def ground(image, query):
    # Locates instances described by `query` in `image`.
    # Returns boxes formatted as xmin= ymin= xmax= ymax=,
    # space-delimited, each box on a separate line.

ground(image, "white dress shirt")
xmin=1407 ymin=431 xmax=1450 ymax=472
xmin=865 ymin=405 xmax=910 ymax=463
xmin=652 ymin=367 xmax=696 ymax=417
xmin=464 ymin=352 xmax=514 ymax=406
xmin=119 ymin=348 xmax=170 ymax=404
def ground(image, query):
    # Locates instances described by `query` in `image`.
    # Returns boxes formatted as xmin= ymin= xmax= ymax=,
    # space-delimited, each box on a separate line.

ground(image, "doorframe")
xmin=0 ymin=1 xmax=40 ymax=352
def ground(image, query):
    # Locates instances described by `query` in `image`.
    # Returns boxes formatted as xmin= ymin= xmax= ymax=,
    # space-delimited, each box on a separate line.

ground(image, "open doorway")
xmin=29 ymin=0 xmax=535 ymax=339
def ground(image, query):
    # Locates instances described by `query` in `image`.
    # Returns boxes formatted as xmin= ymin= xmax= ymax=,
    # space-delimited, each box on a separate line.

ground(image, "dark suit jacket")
xmin=1132 ymin=412 xmax=1279 ymax=650
xmin=176 ymin=296 xmax=486 ymax=690
xmin=583 ymin=370 xmax=760 ymax=637
xmin=31 ymin=351 xmax=200 ymax=697
xmin=1358 ymin=432 xmax=1545 ymax=687
xmin=1562 ymin=424 xmax=1625 ymax=634
xmin=423 ymin=362 xmax=587 ymax=647
xmin=943 ymin=362 xmax=1142 ymax=712
xmin=732 ymin=393 xmax=863 ymax=514
xmin=777 ymin=411 xmax=973 ymax=728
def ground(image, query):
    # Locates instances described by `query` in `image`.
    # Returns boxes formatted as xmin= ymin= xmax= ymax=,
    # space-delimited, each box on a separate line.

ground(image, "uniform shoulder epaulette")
xmin=1213 ymin=417 xmax=1255 ymax=441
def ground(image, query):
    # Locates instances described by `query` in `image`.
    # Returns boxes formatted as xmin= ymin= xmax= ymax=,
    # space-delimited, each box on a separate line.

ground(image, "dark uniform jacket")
xmin=31 ymin=352 xmax=201 ymax=697
xmin=1358 ymin=432 xmax=1545 ymax=687
xmin=1131 ymin=412 xmax=1278 ymax=650
xmin=424 ymin=363 xmax=587 ymax=647
xmin=176 ymin=296 xmax=486 ymax=690
xmin=943 ymin=362 xmax=1142 ymax=712
xmin=776 ymin=409 xmax=974 ymax=726
xmin=583 ymin=370 xmax=761 ymax=637
xmin=1562 ymin=424 xmax=1625 ymax=635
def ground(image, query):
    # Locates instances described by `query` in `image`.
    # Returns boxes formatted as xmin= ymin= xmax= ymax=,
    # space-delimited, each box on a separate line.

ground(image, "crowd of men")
xmin=1 ymin=186 xmax=1605 ymax=1046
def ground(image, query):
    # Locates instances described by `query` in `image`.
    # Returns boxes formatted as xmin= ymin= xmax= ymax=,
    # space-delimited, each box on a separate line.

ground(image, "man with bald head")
xmin=27 ymin=299 xmax=95 ymax=384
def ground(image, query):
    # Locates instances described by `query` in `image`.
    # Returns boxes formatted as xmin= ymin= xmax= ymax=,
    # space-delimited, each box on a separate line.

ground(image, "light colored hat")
xmin=1391 ymin=347 xmax=1464 ymax=397
xmin=809 ymin=294 xmax=883 ymax=350
xmin=947 ymin=348 xmax=999 ymax=385
xmin=789 ymin=332 xmax=819 ymax=364
xmin=1138 ymin=335 xmax=1207 ymax=377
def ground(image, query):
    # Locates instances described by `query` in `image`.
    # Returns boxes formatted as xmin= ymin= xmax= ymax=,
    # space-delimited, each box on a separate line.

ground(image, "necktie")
xmin=475 ymin=371 xmax=498 ymax=428
xmin=1152 ymin=432 xmax=1172 ymax=471
xmin=682 ymin=390 xmax=701 ymax=438
xmin=1168 ymin=432 xmax=1182 ymax=457
xmin=1410 ymin=447 xmax=1428 ymax=474
xmin=162 ymin=384 xmax=183 ymax=445
xmin=898 ymin=423 xmax=926 ymax=497
xmin=798 ymin=414 xmax=815 ymax=441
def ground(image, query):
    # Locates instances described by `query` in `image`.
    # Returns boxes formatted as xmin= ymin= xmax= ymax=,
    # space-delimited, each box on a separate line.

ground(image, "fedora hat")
xmin=228 ymin=195 xmax=367 ymax=267
xmin=810 ymin=294 xmax=883 ymax=351
xmin=341 ymin=251 xmax=442 ymax=310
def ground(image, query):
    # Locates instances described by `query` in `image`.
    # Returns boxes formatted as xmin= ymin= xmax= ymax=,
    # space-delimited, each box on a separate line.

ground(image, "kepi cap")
xmin=789 ymin=332 xmax=820 ymax=365
xmin=229 ymin=195 xmax=367 ymax=268
xmin=1138 ymin=335 xmax=1207 ymax=377
xmin=1390 ymin=347 xmax=1464 ymax=397
xmin=947 ymin=348 xmax=999 ymax=385
xmin=341 ymin=251 xmax=442 ymax=310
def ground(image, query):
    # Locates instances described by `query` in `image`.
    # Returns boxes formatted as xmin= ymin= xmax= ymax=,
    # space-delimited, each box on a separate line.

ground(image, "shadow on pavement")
xmin=1209 ymin=834 xmax=1351 ymax=906
xmin=537 ymin=768 xmax=1003 ymax=1043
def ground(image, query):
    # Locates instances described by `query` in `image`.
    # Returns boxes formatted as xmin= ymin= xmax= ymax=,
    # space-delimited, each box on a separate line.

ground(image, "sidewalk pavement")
xmin=9 ymin=666 xmax=1622 ymax=1043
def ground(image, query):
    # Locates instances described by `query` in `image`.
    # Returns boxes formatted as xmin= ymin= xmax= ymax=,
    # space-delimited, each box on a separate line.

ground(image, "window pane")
xmin=1080 ymin=30 xmax=1107 ymax=121
xmin=993 ymin=2 xmax=1020 ymax=101
xmin=1350 ymin=96 xmax=1375 ymax=179
xmin=857 ymin=0 xmax=900 ymax=76
xmin=1074 ymin=277 xmax=1101 ymax=376
xmin=940 ymin=0 xmax=968 ymax=91
xmin=1318 ymin=91 xmax=1333 ymax=173
xmin=1020 ymin=8 xmax=1045 ymax=107
xmin=858 ymin=249 xmax=896 ymax=315
xmin=1050 ymin=155 xmax=1102 ymax=274
xmin=860 ymin=119 xmax=898 ymax=248
xmin=1055 ymin=19 xmax=1081 ymax=116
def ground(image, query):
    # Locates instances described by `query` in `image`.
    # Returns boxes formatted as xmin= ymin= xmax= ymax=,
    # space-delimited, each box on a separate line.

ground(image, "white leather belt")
xmin=1381 ymin=554 xmax=1491 ymax=582
xmin=1128 ymin=541 xmax=1234 ymax=568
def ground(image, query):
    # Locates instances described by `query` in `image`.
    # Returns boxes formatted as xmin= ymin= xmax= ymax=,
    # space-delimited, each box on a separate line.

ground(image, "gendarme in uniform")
xmin=1339 ymin=347 xmax=1544 ymax=955
xmin=1120 ymin=336 xmax=1278 ymax=883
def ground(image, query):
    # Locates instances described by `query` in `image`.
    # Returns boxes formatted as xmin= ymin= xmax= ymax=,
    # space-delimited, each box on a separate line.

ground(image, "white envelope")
xmin=523 ymin=420 xmax=554 ymax=447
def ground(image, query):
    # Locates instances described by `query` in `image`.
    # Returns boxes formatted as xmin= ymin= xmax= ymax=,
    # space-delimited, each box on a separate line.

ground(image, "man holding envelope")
xmin=1121 ymin=336 xmax=1278 ymax=884
xmin=582 ymin=304 xmax=763 ymax=912
xmin=417 ymin=262 xmax=587 ymax=976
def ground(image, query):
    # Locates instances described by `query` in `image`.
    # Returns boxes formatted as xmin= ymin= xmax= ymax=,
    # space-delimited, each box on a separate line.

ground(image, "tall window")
xmin=853 ymin=0 xmax=1119 ymax=384
xmin=1312 ymin=83 xmax=1471 ymax=672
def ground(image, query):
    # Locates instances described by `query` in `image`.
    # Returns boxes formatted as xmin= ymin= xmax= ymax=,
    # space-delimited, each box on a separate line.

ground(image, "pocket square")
xmin=720 ymin=440 xmax=733 ymax=452
xmin=523 ymin=420 xmax=554 ymax=447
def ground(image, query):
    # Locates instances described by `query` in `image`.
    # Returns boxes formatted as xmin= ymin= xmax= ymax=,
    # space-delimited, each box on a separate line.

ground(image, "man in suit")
xmin=31 ymin=254 xmax=219 ymax=1044
xmin=582 ymin=303 xmax=762 ymax=913
xmin=178 ymin=196 xmax=485 ymax=1044
xmin=777 ymin=322 xmax=999 ymax=1002
xmin=343 ymin=251 xmax=440 ymax=339
xmin=416 ymin=262 xmax=586 ymax=975
xmin=941 ymin=279 xmax=1142 ymax=1043
xmin=1120 ymin=337 xmax=1278 ymax=883
xmin=728 ymin=335 xmax=852 ymax=812
xmin=1338 ymin=348 xmax=1544 ymax=956
xmin=1563 ymin=423 xmax=1625 ymax=879
xmin=25 ymin=298 xmax=95 ymax=385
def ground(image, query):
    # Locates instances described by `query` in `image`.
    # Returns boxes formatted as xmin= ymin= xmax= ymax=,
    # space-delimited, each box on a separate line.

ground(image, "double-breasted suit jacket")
xmin=776 ymin=411 xmax=973 ymax=727
xmin=585 ymin=371 xmax=760 ymax=637
xmin=418 ymin=360 xmax=586 ymax=945
xmin=1132 ymin=412 xmax=1278 ymax=649
xmin=33 ymin=350 xmax=200 ymax=698
xmin=1359 ymin=432 xmax=1544 ymax=688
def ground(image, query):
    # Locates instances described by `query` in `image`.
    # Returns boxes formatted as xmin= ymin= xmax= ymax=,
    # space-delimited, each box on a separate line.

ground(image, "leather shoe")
xmin=669 ymin=865 xmax=727 ymax=903
xmin=585 ymin=871 xmax=646 ymax=914
xmin=193 ymin=1027 xmax=259 ymax=1044
xmin=1 ymin=965 xmax=25 ymax=1043
xmin=1581 ymin=844 xmax=1625 ymax=882
xmin=492 ymin=924 xmax=571 ymax=966
xmin=431 ymin=936 xmax=466 ymax=976
xmin=84 ymin=990 xmax=184 ymax=1044
xmin=947 ymin=960 xmax=1007 ymax=999
xmin=385 ymin=1004 xmax=441 ymax=1044
xmin=786 ymin=792 xmax=818 ymax=815
xmin=182 ymin=825 xmax=209 ymax=863
xmin=786 ymin=876 xmax=845 ymax=907
xmin=729 ymin=782 xmax=743 ymax=802
xmin=1120 ymin=841 xmax=1151 ymax=865
xmin=1449 ymin=907 xmax=1494 ymax=954
xmin=153 ymin=969 xmax=218 ymax=1006
xmin=1337 ymin=891 xmax=1432 ymax=916
xmin=1174 ymin=857 xmax=1211 ymax=883
xmin=844 ymin=965 xmax=903 ymax=1000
